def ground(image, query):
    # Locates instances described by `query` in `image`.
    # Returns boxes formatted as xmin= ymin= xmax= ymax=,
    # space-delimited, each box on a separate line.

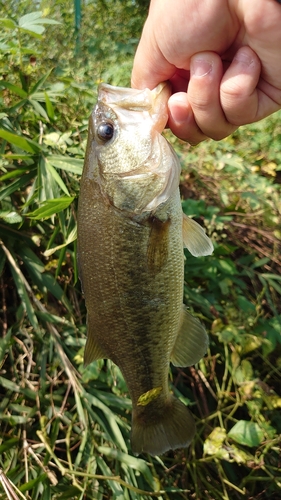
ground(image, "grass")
xmin=0 ymin=7 xmax=281 ymax=499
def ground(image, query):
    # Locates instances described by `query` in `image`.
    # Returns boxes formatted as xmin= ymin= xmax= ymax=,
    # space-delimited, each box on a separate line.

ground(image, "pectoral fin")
xmin=84 ymin=316 xmax=106 ymax=366
xmin=147 ymin=216 xmax=170 ymax=274
xmin=170 ymin=307 xmax=209 ymax=367
xmin=182 ymin=212 xmax=213 ymax=257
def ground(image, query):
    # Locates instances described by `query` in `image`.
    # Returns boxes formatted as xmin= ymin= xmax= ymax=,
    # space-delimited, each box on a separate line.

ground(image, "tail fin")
xmin=131 ymin=396 xmax=196 ymax=456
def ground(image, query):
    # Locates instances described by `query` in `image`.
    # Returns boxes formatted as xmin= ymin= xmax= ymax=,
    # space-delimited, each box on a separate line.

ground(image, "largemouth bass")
xmin=77 ymin=82 xmax=213 ymax=456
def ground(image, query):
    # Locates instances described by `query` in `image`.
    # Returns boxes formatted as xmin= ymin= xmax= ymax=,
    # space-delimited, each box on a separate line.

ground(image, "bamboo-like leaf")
xmin=29 ymin=69 xmax=53 ymax=95
xmin=29 ymin=99 xmax=49 ymax=121
xmin=43 ymin=226 xmax=77 ymax=256
xmin=7 ymin=251 xmax=39 ymax=331
xmin=45 ymin=160 xmax=70 ymax=196
xmin=0 ymin=81 xmax=27 ymax=98
xmin=44 ymin=91 xmax=55 ymax=120
xmin=0 ymin=171 xmax=35 ymax=202
xmin=48 ymin=155 xmax=84 ymax=175
xmin=18 ymin=246 xmax=73 ymax=313
xmin=26 ymin=196 xmax=74 ymax=219
xmin=0 ymin=129 xmax=43 ymax=153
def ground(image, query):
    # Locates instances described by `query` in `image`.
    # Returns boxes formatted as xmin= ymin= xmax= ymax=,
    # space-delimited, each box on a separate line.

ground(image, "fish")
xmin=77 ymin=82 xmax=213 ymax=456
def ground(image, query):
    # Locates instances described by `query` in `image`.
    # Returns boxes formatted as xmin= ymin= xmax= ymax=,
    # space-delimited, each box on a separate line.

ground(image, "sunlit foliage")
xmin=0 ymin=4 xmax=280 ymax=499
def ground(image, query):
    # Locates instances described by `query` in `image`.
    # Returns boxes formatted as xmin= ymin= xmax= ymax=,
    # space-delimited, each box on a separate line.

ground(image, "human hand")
xmin=131 ymin=0 xmax=281 ymax=144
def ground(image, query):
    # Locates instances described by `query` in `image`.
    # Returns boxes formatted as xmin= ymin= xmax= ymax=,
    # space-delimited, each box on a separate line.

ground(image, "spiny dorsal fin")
xmin=182 ymin=212 xmax=213 ymax=257
xmin=170 ymin=307 xmax=209 ymax=367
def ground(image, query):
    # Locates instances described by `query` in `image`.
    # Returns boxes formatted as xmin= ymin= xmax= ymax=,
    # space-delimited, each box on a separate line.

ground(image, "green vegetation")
xmin=0 ymin=3 xmax=280 ymax=499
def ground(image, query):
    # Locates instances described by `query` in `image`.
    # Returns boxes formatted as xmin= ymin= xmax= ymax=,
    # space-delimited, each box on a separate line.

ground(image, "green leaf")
xmin=0 ymin=81 xmax=27 ymax=98
xmin=29 ymin=69 xmax=53 ymax=95
xmin=228 ymin=420 xmax=264 ymax=447
xmin=0 ymin=171 xmax=35 ymax=202
xmin=0 ymin=18 xmax=17 ymax=29
xmin=29 ymin=99 xmax=49 ymax=121
xmin=48 ymin=155 xmax=83 ymax=175
xmin=96 ymin=457 xmax=124 ymax=495
xmin=18 ymin=246 xmax=72 ymax=313
xmin=18 ymin=11 xmax=60 ymax=37
xmin=0 ymin=211 xmax=23 ymax=224
xmin=45 ymin=160 xmax=70 ymax=196
xmin=0 ymin=437 xmax=19 ymax=453
xmin=8 ymin=254 xmax=39 ymax=331
xmin=44 ymin=226 xmax=77 ymax=256
xmin=19 ymin=474 xmax=48 ymax=493
xmin=26 ymin=196 xmax=75 ymax=220
xmin=44 ymin=91 xmax=55 ymax=120
xmin=97 ymin=446 xmax=158 ymax=490
xmin=0 ymin=129 xmax=43 ymax=153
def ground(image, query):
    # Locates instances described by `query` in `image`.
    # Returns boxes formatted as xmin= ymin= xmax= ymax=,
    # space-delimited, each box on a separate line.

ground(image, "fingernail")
xmin=191 ymin=59 xmax=212 ymax=77
xmin=234 ymin=50 xmax=254 ymax=67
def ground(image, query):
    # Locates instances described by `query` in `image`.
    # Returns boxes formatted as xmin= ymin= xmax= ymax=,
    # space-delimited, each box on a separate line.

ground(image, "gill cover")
xmin=92 ymin=83 xmax=181 ymax=213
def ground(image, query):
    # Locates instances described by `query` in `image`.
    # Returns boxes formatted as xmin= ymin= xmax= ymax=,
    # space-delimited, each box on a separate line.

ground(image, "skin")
xmin=131 ymin=0 xmax=281 ymax=144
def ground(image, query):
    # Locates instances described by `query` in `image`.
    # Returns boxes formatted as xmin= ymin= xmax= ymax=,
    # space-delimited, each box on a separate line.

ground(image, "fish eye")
xmin=97 ymin=122 xmax=114 ymax=142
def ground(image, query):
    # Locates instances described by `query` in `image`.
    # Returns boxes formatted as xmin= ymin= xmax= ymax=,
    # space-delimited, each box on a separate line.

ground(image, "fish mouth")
xmin=97 ymin=82 xmax=171 ymax=133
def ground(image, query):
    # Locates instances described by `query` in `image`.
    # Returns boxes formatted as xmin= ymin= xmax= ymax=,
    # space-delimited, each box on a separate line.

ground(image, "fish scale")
xmin=78 ymin=82 xmax=213 ymax=455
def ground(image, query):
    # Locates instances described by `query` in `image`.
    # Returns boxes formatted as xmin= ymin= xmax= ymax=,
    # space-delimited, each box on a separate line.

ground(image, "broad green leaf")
xmin=0 ymin=211 xmax=22 ymax=224
xmin=45 ymin=160 xmax=70 ymax=196
xmin=48 ymin=155 xmax=83 ymax=174
xmin=29 ymin=68 xmax=53 ymax=95
xmin=44 ymin=91 xmax=55 ymax=120
xmin=0 ymin=129 xmax=42 ymax=153
xmin=29 ymin=98 xmax=49 ymax=121
xmin=0 ymin=167 xmax=32 ymax=181
xmin=26 ymin=196 xmax=74 ymax=220
xmin=0 ymin=81 xmax=27 ymax=98
xmin=0 ymin=18 xmax=17 ymax=29
xmin=18 ymin=11 xmax=60 ymax=37
xmin=0 ymin=171 xmax=35 ymax=202
xmin=228 ymin=420 xmax=264 ymax=447
xmin=37 ymin=155 xmax=59 ymax=202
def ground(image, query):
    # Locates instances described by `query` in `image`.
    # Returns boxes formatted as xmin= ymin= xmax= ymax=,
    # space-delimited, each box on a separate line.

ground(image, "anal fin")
xmin=170 ymin=307 xmax=209 ymax=367
xmin=84 ymin=315 xmax=106 ymax=366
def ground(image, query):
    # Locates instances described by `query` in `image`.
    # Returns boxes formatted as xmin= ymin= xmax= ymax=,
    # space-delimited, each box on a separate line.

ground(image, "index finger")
xmin=131 ymin=21 xmax=176 ymax=89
